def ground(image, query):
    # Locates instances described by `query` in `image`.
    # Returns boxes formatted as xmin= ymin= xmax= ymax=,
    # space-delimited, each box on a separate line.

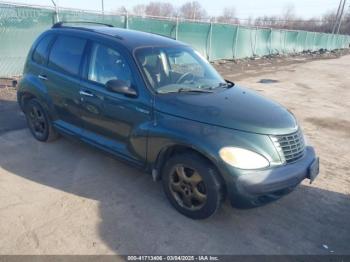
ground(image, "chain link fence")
xmin=1 ymin=2 xmax=350 ymax=77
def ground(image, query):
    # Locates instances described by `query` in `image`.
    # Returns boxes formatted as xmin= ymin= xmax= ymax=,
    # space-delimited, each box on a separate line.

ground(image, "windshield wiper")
xmin=177 ymin=88 xmax=213 ymax=93
xmin=157 ymin=88 xmax=213 ymax=94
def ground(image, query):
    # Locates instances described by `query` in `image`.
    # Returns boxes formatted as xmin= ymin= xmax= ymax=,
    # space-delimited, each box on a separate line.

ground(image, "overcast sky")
xmin=3 ymin=0 xmax=346 ymax=18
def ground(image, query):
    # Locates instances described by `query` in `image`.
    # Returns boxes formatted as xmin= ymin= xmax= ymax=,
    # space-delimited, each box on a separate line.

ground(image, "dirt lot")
xmin=0 ymin=54 xmax=349 ymax=255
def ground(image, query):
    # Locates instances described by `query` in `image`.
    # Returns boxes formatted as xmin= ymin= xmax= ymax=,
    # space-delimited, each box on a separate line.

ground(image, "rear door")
xmin=28 ymin=33 xmax=56 ymax=83
xmin=42 ymin=34 xmax=87 ymax=136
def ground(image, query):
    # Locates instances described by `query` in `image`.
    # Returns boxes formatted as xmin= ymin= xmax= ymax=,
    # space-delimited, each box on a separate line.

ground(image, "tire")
xmin=24 ymin=98 xmax=60 ymax=142
xmin=162 ymin=153 xmax=224 ymax=219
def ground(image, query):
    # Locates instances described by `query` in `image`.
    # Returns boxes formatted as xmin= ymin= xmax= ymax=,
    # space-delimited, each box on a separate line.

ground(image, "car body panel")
xmin=78 ymin=26 xmax=188 ymax=51
xmin=226 ymin=147 xmax=317 ymax=207
xmin=78 ymin=80 xmax=152 ymax=165
xmin=17 ymin=26 xmax=319 ymax=209
xmin=146 ymin=111 xmax=283 ymax=172
xmin=154 ymin=85 xmax=298 ymax=135
xmin=44 ymin=67 xmax=85 ymax=134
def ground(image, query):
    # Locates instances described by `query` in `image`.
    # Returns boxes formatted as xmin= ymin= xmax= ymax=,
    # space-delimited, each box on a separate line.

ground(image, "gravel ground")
xmin=0 ymin=54 xmax=349 ymax=255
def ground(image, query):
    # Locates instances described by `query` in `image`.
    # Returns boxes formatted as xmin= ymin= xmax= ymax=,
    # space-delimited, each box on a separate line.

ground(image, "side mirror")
xmin=105 ymin=80 xmax=137 ymax=97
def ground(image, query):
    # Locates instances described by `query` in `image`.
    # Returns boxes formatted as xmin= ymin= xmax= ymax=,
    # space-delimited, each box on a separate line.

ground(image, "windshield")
xmin=135 ymin=47 xmax=227 ymax=93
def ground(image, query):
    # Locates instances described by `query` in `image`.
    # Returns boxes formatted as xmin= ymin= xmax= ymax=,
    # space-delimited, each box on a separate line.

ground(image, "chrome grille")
xmin=271 ymin=130 xmax=305 ymax=164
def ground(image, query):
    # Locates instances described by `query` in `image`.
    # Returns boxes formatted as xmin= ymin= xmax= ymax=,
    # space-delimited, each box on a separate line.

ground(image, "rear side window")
xmin=32 ymin=34 xmax=54 ymax=65
xmin=48 ymin=35 xmax=86 ymax=76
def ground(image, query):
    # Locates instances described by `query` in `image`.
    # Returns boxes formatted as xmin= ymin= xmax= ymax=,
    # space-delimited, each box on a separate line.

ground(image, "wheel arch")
xmin=18 ymin=91 xmax=52 ymax=116
xmin=17 ymin=73 xmax=51 ymax=112
xmin=153 ymin=143 xmax=227 ymax=199
xmin=18 ymin=91 xmax=37 ymax=111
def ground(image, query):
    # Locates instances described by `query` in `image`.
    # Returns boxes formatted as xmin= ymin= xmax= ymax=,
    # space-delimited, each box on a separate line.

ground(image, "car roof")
xmin=50 ymin=26 xmax=188 ymax=51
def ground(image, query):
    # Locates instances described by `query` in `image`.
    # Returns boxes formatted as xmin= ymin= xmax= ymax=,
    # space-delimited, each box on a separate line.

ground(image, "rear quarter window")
xmin=32 ymin=34 xmax=55 ymax=65
xmin=48 ymin=35 xmax=87 ymax=76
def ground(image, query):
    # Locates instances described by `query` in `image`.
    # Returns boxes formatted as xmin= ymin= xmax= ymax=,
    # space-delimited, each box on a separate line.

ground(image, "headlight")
xmin=219 ymin=147 xmax=269 ymax=170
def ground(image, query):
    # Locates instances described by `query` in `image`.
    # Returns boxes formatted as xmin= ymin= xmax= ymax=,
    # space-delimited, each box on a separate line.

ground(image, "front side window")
xmin=88 ymin=43 xmax=132 ymax=86
xmin=48 ymin=35 xmax=86 ymax=76
xmin=32 ymin=34 xmax=55 ymax=65
xmin=135 ymin=47 xmax=226 ymax=93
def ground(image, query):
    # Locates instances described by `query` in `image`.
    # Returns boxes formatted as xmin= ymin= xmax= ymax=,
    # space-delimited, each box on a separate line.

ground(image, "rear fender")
xmin=17 ymin=74 xmax=56 ymax=119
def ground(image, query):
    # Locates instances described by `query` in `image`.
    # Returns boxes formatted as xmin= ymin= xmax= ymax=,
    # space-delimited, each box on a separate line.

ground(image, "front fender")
xmin=147 ymin=111 xmax=280 ymax=187
xmin=147 ymin=111 xmax=221 ymax=166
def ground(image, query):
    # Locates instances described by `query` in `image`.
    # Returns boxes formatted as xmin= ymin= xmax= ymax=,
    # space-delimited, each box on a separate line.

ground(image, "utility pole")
xmin=332 ymin=0 xmax=343 ymax=34
xmin=193 ymin=2 xmax=196 ymax=21
xmin=336 ymin=0 xmax=347 ymax=34
xmin=51 ymin=0 xmax=59 ymax=23
xmin=101 ymin=0 xmax=105 ymax=15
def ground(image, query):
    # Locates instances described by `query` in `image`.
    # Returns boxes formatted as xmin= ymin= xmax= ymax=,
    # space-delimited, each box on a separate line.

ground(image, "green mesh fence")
xmin=296 ymin=30 xmax=307 ymax=53
xmin=59 ymin=10 xmax=125 ymax=28
xmin=0 ymin=4 xmax=53 ymax=76
xmin=304 ymin=32 xmax=315 ymax=51
xmin=210 ymin=24 xmax=237 ymax=60
xmin=177 ymin=22 xmax=211 ymax=59
xmin=234 ymin=27 xmax=255 ymax=58
xmin=128 ymin=16 xmax=176 ymax=38
xmin=255 ymin=28 xmax=271 ymax=56
xmin=270 ymin=30 xmax=284 ymax=54
xmin=1 ymin=3 xmax=350 ymax=77
xmin=284 ymin=31 xmax=297 ymax=53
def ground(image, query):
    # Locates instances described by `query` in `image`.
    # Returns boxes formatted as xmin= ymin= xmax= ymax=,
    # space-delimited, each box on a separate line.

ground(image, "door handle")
xmin=79 ymin=90 xmax=94 ymax=97
xmin=38 ymin=74 xmax=48 ymax=81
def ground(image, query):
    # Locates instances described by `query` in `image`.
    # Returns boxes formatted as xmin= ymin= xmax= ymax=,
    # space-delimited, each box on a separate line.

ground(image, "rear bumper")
xmin=226 ymin=146 xmax=318 ymax=207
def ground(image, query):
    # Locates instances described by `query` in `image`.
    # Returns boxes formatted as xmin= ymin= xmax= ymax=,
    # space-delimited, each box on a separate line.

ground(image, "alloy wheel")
xmin=28 ymin=105 xmax=47 ymax=139
xmin=169 ymin=164 xmax=207 ymax=210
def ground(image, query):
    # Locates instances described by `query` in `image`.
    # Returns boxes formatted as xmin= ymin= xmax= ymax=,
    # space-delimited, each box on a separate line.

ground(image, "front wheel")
xmin=162 ymin=153 xmax=224 ymax=219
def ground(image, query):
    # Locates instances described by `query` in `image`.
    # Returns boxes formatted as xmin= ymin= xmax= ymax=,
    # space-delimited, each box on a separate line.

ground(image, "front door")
xmin=79 ymin=42 xmax=152 ymax=166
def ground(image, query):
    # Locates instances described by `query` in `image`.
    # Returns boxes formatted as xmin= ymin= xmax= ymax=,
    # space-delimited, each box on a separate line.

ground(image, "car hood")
xmin=154 ymin=85 xmax=298 ymax=135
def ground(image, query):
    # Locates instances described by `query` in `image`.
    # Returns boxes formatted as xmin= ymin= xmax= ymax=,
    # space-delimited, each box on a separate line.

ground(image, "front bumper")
xmin=225 ymin=146 xmax=319 ymax=208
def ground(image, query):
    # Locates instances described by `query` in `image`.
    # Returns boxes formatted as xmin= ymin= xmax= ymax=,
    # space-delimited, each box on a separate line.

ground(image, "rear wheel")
xmin=162 ymin=153 xmax=224 ymax=219
xmin=24 ymin=99 xmax=59 ymax=142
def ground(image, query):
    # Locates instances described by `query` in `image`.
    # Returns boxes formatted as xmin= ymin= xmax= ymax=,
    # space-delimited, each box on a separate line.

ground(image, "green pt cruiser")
xmin=17 ymin=22 xmax=319 ymax=219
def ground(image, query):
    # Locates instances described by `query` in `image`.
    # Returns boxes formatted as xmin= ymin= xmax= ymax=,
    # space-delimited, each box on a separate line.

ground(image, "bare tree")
xmin=125 ymin=1 xmax=350 ymax=35
xmin=112 ymin=6 xmax=127 ymax=14
xmin=249 ymin=7 xmax=350 ymax=35
xmin=254 ymin=15 xmax=280 ymax=28
xmin=145 ymin=2 xmax=176 ymax=17
xmin=283 ymin=4 xmax=296 ymax=19
xmin=179 ymin=1 xmax=207 ymax=20
xmin=244 ymin=16 xmax=254 ymax=26
xmin=321 ymin=11 xmax=339 ymax=32
xmin=217 ymin=7 xmax=239 ymax=24
xmin=281 ymin=3 xmax=296 ymax=29
xmin=342 ymin=12 xmax=350 ymax=34
xmin=132 ymin=4 xmax=147 ymax=16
